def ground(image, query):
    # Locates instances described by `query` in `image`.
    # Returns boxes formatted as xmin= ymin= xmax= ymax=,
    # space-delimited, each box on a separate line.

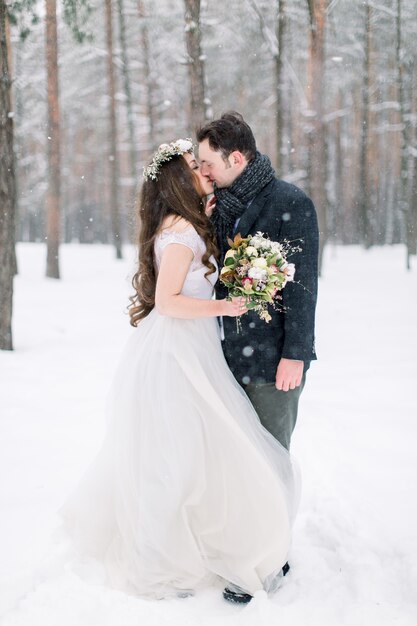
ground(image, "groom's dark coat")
xmin=216 ymin=178 xmax=319 ymax=386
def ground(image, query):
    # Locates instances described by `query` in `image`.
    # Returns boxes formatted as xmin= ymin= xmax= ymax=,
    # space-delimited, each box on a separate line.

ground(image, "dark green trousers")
xmin=244 ymin=374 xmax=306 ymax=451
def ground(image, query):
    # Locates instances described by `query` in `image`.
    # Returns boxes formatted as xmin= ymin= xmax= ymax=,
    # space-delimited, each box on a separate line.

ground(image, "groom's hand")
xmin=275 ymin=358 xmax=304 ymax=392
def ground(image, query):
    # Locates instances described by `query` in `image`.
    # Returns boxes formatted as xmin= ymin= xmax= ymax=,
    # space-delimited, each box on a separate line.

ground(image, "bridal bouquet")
xmin=220 ymin=232 xmax=297 ymax=323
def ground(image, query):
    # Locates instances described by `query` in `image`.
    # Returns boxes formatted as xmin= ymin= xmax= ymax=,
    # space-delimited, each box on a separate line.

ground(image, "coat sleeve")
xmin=279 ymin=193 xmax=319 ymax=363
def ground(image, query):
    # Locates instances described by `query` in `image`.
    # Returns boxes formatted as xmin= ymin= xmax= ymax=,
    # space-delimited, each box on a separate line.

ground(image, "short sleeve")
xmin=156 ymin=227 xmax=202 ymax=260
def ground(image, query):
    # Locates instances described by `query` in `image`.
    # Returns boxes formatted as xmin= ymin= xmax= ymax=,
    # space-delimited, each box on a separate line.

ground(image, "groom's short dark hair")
xmin=197 ymin=111 xmax=257 ymax=162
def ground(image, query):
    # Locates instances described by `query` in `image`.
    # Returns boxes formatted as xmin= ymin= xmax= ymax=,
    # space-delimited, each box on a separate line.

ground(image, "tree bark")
xmin=45 ymin=0 xmax=61 ymax=278
xmin=395 ymin=0 xmax=413 ymax=268
xmin=5 ymin=8 xmax=17 ymax=276
xmin=334 ymin=90 xmax=344 ymax=243
xmin=306 ymin=0 xmax=328 ymax=272
xmin=0 ymin=0 xmax=15 ymax=350
xmin=408 ymin=59 xmax=417 ymax=259
xmin=138 ymin=0 xmax=156 ymax=151
xmin=275 ymin=0 xmax=286 ymax=175
xmin=105 ymin=0 xmax=122 ymax=259
xmin=117 ymin=0 xmax=137 ymax=188
xmin=184 ymin=0 xmax=209 ymax=133
xmin=358 ymin=1 xmax=372 ymax=247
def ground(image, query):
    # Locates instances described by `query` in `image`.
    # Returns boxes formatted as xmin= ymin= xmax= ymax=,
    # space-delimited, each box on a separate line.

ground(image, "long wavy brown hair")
xmin=128 ymin=155 xmax=218 ymax=327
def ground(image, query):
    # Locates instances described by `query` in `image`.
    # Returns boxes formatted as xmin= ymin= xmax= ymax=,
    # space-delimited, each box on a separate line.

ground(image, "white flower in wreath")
xmin=175 ymin=139 xmax=194 ymax=153
xmin=143 ymin=138 xmax=194 ymax=181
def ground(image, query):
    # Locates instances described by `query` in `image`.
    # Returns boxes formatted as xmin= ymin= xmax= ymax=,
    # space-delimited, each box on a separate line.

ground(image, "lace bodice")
xmin=154 ymin=226 xmax=218 ymax=299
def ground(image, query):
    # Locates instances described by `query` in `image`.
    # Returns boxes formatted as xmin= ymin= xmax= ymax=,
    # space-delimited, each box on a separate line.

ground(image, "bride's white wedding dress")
xmin=60 ymin=226 xmax=300 ymax=599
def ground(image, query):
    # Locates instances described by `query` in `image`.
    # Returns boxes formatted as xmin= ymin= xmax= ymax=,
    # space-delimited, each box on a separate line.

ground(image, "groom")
xmin=197 ymin=112 xmax=319 ymax=452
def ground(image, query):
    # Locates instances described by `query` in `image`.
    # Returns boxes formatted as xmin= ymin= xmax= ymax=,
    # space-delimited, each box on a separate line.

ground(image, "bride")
xmin=60 ymin=138 xmax=300 ymax=604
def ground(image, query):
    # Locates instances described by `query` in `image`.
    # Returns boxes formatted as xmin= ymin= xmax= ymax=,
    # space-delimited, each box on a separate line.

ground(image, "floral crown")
xmin=143 ymin=138 xmax=194 ymax=181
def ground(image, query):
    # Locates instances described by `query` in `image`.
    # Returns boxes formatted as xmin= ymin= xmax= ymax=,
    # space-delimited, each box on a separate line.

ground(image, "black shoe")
xmin=282 ymin=561 xmax=290 ymax=577
xmin=223 ymin=563 xmax=290 ymax=604
xmin=222 ymin=587 xmax=253 ymax=604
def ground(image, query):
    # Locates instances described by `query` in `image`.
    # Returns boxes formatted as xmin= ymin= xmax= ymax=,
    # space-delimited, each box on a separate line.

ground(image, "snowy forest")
xmin=1 ymin=0 xmax=417 ymax=350
xmin=1 ymin=4 xmax=417 ymax=623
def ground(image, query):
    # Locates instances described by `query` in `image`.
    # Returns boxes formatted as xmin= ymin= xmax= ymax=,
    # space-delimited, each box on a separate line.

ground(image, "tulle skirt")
xmin=59 ymin=309 xmax=300 ymax=598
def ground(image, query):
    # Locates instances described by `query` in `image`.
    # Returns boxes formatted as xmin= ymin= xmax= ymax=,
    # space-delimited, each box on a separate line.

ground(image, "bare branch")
xmin=247 ymin=0 xmax=278 ymax=57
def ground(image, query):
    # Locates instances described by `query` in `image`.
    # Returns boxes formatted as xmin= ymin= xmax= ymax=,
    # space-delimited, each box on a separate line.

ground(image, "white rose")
xmin=158 ymin=143 xmax=170 ymax=151
xmin=285 ymin=263 xmax=296 ymax=281
xmin=248 ymin=267 xmax=268 ymax=280
xmin=245 ymin=246 xmax=258 ymax=257
xmin=252 ymin=257 xmax=268 ymax=269
xmin=271 ymin=243 xmax=282 ymax=255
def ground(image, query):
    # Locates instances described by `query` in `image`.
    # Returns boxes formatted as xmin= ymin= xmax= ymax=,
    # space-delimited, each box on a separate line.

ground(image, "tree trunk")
xmin=5 ymin=9 xmax=17 ymax=276
xmin=0 ymin=0 xmax=15 ymax=350
xmin=306 ymin=0 xmax=328 ymax=273
xmin=410 ymin=153 xmax=417 ymax=260
xmin=138 ymin=0 xmax=156 ymax=152
xmin=358 ymin=2 xmax=372 ymax=247
xmin=408 ymin=59 xmax=417 ymax=259
xmin=184 ymin=0 xmax=209 ymax=133
xmin=334 ymin=90 xmax=344 ymax=243
xmin=105 ymin=0 xmax=122 ymax=259
xmin=275 ymin=0 xmax=286 ymax=175
xmin=117 ymin=0 xmax=137 ymax=187
xmin=45 ymin=0 xmax=61 ymax=278
xmin=395 ymin=0 xmax=412 ymax=268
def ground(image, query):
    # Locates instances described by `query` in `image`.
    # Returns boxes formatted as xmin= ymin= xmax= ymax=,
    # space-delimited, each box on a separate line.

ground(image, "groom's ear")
xmin=230 ymin=151 xmax=246 ymax=168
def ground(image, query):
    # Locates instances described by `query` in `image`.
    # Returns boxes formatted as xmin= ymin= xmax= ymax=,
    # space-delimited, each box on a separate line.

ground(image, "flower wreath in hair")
xmin=143 ymin=138 xmax=194 ymax=181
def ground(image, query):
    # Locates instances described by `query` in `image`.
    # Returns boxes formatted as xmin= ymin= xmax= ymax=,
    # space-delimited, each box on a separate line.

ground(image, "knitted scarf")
xmin=211 ymin=151 xmax=275 ymax=260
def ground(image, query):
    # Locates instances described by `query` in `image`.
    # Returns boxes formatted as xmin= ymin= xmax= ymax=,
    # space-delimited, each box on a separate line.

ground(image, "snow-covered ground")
xmin=1 ymin=242 xmax=416 ymax=626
